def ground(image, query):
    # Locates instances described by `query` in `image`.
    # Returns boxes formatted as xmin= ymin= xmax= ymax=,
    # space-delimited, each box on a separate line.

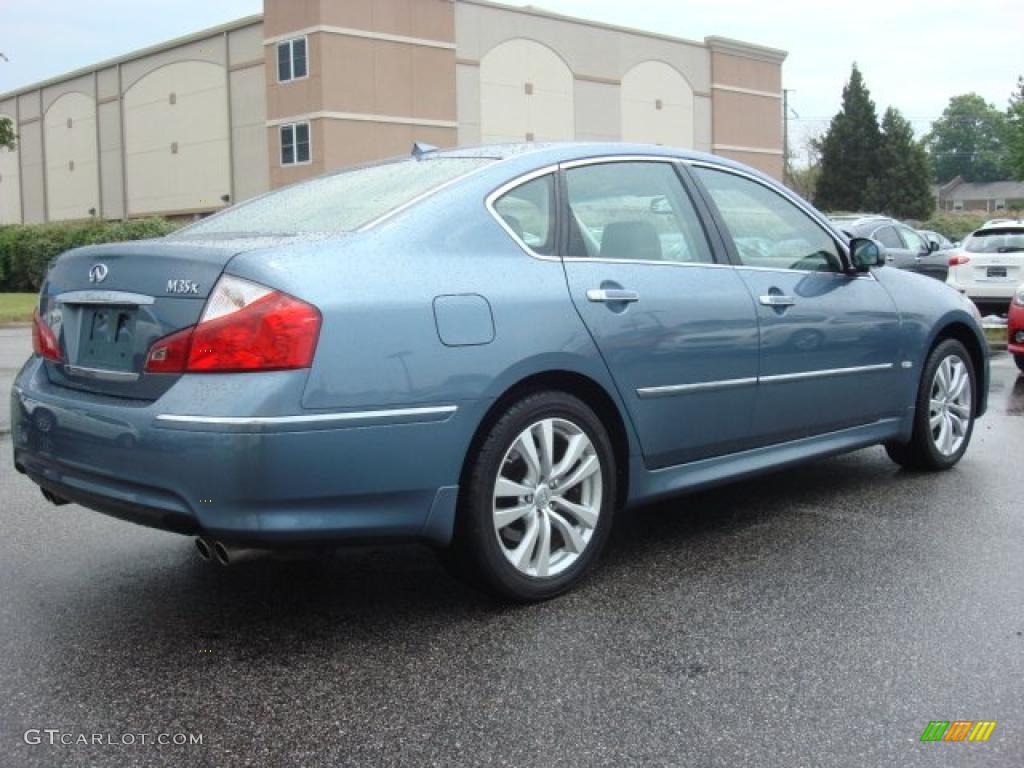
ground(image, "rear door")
xmin=556 ymin=158 xmax=760 ymax=469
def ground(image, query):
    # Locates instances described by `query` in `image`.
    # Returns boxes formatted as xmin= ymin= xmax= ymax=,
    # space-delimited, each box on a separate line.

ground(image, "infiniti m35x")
xmin=11 ymin=144 xmax=989 ymax=601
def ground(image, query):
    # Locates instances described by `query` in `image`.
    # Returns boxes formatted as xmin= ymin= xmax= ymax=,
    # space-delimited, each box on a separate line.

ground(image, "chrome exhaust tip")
xmin=212 ymin=541 xmax=269 ymax=567
xmin=194 ymin=537 xmax=214 ymax=562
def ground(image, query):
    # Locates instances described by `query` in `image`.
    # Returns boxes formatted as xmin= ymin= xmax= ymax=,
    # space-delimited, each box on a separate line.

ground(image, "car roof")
xmin=972 ymin=222 xmax=1024 ymax=236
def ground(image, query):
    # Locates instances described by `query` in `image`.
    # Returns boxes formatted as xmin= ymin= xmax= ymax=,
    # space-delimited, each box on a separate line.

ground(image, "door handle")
xmin=759 ymin=294 xmax=796 ymax=307
xmin=587 ymin=289 xmax=640 ymax=303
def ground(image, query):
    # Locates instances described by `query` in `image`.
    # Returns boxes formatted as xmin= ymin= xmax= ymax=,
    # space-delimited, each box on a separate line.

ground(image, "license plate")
xmin=77 ymin=307 xmax=137 ymax=371
xmin=987 ymin=267 xmax=1008 ymax=279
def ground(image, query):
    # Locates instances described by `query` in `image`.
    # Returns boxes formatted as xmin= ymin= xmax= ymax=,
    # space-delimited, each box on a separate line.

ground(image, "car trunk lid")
xmin=38 ymin=236 xmax=306 ymax=400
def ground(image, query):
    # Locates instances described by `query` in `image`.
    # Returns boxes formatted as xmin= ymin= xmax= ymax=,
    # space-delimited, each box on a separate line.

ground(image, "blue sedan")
xmin=11 ymin=144 xmax=989 ymax=601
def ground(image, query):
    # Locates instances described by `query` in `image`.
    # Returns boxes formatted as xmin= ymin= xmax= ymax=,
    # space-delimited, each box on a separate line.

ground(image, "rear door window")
xmin=563 ymin=161 xmax=714 ymax=264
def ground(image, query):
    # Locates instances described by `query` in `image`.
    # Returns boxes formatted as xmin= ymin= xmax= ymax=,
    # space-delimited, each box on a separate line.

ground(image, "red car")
xmin=1010 ymin=283 xmax=1024 ymax=373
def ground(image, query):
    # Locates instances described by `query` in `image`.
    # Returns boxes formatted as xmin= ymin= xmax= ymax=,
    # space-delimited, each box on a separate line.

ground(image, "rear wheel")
xmin=447 ymin=391 xmax=617 ymax=602
xmin=1015 ymin=354 xmax=1024 ymax=374
xmin=885 ymin=339 xmax=976 ymax=470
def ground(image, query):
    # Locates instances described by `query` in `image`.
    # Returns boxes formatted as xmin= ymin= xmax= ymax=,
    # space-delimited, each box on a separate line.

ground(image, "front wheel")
xmin=1015 ymin=354 xmax=1024 ymax=374
xmin=885 ymin=339 xmax=976 ymax=470
xmin=448 ymin=391 xmax=617 ymax=602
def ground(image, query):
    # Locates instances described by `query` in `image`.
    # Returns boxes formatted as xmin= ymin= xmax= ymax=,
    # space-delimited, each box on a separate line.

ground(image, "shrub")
xmin=0 ymin=218 xmax=181 ymax=292
xmin=918 ymin=212 xmax=989 ymax=243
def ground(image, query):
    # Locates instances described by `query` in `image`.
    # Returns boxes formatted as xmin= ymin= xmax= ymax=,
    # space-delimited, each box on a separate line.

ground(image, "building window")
xmin=280 ymin=122 xmax=311 ymax=166
xmin=277 ymin=37 xmax=308 ymax=83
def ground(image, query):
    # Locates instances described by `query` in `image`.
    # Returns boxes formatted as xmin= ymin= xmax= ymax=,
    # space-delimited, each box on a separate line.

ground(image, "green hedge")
xmin=918 ymin=212 xmax=990 ymax=243
xmin=0 ymin=218 xmax=181 ymax=293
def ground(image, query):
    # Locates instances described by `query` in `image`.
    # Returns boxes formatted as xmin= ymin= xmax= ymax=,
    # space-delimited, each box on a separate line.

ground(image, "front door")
xmin=559 ymin=159 xmax=760 ymax=468
xmin=690 ymin=165 xmax=903 ymax=445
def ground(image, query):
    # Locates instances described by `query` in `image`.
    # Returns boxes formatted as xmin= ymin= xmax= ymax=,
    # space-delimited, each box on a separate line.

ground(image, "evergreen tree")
xmin=869 ymin=107 xmax=934 ymax=220
xmin=814 ymin=64 xmax=881 ymax=212
xmin=1008 ymin=76 xmax=1024 ymax=182
xmin=924 ymin=93 xmax=1008 ymax=182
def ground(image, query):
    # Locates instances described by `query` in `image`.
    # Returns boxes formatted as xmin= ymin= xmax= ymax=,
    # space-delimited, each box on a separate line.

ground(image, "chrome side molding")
xmin=637 ymin=363 xmax=896 ymax=399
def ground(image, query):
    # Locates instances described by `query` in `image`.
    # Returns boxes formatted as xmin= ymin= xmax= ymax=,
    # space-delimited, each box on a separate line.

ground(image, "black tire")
xmin=446 ymin=390 xmax=617 ymax=602
xmin=1015 ymin=354 xmax=1024 ymax=374
xmin=884 ymin=339 xmax=976 ymax=471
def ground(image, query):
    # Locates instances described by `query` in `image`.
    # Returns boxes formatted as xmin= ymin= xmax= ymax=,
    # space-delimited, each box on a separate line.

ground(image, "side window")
xmin=693 ymin=167 xmax=843 ymax=273
xmin=898 ymin=226 xmax=926 ymax=252
xmin=493 ymin=174 xmax=556 ymax=256
xmin=873 ymin=226 xmax=903 ymax=249
xmin=563 ymin=162 xmax=713 ymax=264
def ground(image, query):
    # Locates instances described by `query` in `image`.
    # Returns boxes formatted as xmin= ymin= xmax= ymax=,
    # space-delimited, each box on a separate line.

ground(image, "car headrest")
xmin=600 ymin=220 xmax=662 ymax=261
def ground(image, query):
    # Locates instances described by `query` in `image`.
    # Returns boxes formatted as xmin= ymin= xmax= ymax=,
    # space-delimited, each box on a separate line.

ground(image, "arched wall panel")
xmin=480 ymin=39 xmax=573 ymax=144
xmin=621 ymin=61 xmax=694 ymax=148
xmin=124 ymin=61 xmax=230 ymax=215
xmin=44 ymin=94 xmax=100 ymax=221
xmin=0 ymin=114 xmax=20 ymax=224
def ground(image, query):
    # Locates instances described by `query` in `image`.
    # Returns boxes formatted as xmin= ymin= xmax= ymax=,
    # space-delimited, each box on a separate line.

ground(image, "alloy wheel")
xmin=929 ymin=355 xmax=972 ymax=456
xmin=492 ymin=418 xmax=603 ymax=578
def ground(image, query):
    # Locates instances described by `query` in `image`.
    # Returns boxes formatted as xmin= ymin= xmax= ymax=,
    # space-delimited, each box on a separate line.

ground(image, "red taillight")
xmin=145 ymin=276 xmax=321 ymax=374
xmin=948 ymin=253 xmax=970 ymax=267
xmin=32 ymin=309 xmax=63 ymax=362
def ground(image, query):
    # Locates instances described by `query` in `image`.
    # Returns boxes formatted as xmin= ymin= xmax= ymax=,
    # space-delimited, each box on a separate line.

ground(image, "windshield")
xmin=175 ymin=157 xmax=493 ymax=237
xmin=964 ymin=228 xmax=1024 ymax=254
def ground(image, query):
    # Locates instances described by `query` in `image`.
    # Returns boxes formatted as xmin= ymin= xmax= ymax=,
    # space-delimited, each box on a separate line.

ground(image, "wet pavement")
xmin=0 ymin=338 xmax=1021 ymax=767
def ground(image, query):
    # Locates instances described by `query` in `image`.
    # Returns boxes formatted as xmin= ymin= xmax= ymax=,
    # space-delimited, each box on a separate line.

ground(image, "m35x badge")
xmin=167 ymin=279 xmax=201 ymax=295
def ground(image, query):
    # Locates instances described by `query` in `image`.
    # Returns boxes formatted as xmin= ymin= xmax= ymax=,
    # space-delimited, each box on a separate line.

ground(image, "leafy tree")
xmin=814 ymin=64 xmax=881 ymax=212
xmin=1008 ymin=76 xmax=1024 ymax=181
xmin=868 ymin=107 xmax=934 ymax=220
xmin=924 ymin=94 xmax=1008 ymax=182
xmin=0 ymin=116 xmax=14 ymax=151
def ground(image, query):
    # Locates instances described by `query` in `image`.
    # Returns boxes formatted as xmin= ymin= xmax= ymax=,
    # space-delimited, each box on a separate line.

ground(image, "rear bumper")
xmin=10 ymin=358 xmax=472 ymax=546
xmin=947 ymin=278 xmax=1017 ymax=303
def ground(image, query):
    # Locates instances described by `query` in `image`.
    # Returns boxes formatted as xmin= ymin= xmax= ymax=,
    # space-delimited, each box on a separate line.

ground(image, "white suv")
xmin=947 ymin=222 xmax=1024 ymax=312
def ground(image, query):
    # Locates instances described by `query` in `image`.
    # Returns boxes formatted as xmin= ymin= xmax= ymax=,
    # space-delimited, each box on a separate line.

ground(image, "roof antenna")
xmin=412 ymin=142 xmax=438 ymax=158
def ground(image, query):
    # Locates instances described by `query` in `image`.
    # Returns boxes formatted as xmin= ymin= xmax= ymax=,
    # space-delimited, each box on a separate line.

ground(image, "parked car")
xmin=1009 ymin=283 xmax=1024 ymax=373
xmin=946 ymin=221 xmax=1024 ymax=314
xmin=11 ymin=144 xmax=990 ymax=601
xmin=834 ymin=215 xmax=949 ymax=281
xmin=919 ymin=229 xmax=955 ymax=252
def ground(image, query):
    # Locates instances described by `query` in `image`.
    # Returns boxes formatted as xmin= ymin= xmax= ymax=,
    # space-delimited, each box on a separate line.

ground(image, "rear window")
xmin=964 ymin=228 xmax=1024 ymax=254
xmin=176 ymin=157 xmax=492 ymax=236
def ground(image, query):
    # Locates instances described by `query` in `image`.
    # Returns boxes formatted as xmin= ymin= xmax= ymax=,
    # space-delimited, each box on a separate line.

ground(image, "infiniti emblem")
xmin=88 ymin=264 xmax=109 ymax=284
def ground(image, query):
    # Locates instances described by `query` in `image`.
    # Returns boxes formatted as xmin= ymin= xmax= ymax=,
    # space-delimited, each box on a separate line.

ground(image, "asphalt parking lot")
xmin=0 ymin=327 xmax=1021 ymax=768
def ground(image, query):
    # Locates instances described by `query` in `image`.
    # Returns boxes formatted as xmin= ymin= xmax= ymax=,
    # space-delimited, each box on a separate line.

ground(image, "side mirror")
xmin=849 ymin=238 xmax=883 ymax=272
xmin=649 ymin=196 xmax=672 ymax=215
xmin=927 ymin=240 xmax=940 ymax=253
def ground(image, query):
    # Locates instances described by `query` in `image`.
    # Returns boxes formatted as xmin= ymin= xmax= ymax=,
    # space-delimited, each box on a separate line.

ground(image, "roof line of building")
xmin=461 ymin=0 xmax=786 ymax=62
xmin=0 ymin=13 xmax=264 ymax=103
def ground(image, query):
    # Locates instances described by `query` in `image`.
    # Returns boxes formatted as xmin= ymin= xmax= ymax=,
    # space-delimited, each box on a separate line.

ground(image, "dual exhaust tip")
xmin=194 ymin=537 xmax=268 ymax=567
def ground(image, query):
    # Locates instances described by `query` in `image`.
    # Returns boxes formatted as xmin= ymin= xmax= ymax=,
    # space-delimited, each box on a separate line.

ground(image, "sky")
xmin=1 ymin=0 xmax=1020 ymax=158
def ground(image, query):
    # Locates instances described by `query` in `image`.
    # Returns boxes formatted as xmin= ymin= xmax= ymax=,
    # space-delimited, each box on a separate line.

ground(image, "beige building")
xmin=0 ymin=0 xmax=786 ymax=225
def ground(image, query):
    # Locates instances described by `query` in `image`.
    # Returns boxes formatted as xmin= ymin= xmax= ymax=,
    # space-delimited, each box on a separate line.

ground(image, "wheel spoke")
xmin=537 ymin=420 xmax=555 ymax=479
xmin=514 ymin=432 xmax=542 ymax=483
xmin=550 ymin=496 xmax=598 ymax=529
xmin=495 ymin=476 xmax=533 ymax=499
xmin=548 ymin=508 xmax=585 ymax=554
xmin=949 ymin=401 xmax=971 ymax=419
xmin=494 ymin=503 xmax=534 ymax=530
xmin=929 ymin=401 xmax=944 ymax=429
xmin=942 ymin=413 xmax=955 ymax=453
xmin=551 ymin=433 xmax=587 ymax=482
xmin=534 ymin=513 xmax=552 ymax=577
xmin=559 ymin=454 xmax=599 ymax=493
xmin=512 ymin=515 xmax=540 ymax=570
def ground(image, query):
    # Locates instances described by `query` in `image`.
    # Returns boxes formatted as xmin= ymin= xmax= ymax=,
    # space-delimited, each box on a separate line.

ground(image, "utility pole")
xmin=783 ymin=89 xmax=792 ymax=186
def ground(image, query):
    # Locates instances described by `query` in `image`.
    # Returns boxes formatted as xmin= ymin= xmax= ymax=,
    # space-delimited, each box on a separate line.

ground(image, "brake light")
xmin=32 ymin=309 xmax=63 ymax=362
xmin=948 ymin=253 xmax=970 ymax=267
xmin=145 ymin=276 xmax=321 ymax=373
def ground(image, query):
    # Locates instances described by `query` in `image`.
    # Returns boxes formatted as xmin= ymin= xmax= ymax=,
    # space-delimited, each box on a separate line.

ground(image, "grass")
xmin=0 ymin=293 xmax=37 ymax=324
